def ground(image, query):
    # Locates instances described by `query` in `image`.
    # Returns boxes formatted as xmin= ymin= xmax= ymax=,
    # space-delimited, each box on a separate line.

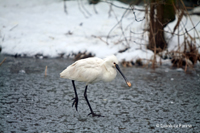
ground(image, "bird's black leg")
xmin=72 ymin=80 xmax=78 ymax=111
xmin=84 ymin=85 xmax=103 ymax=117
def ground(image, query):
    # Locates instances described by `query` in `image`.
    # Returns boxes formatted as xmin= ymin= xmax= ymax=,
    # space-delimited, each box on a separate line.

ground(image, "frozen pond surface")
xmin=0 ymin=55 xmax=200 ymax=132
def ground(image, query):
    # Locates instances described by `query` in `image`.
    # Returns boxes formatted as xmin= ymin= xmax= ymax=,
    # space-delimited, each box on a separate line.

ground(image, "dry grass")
xmin=74 ymin=52 xmax=94 ymax=61
xmin=170 ymin=36 xmax=199 ymax=71
xmin=69 ymin=1 xmax=199 ymax=72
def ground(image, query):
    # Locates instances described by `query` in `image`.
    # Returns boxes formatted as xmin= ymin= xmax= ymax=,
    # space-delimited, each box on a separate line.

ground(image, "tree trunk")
xmin=148 ymin=0 xmax=175 ymax=53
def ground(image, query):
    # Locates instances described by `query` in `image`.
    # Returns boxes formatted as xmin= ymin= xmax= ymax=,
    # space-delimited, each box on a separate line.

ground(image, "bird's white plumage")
xmin=60 ymin=55 xmax=131 ymax=116
xmin=60 ymin=55 xmax=118 ymax=84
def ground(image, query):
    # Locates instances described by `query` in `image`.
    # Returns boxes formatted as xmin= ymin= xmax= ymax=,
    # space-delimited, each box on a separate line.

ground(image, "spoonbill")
xmin=60 ymin=55 xmax=131 ymax=117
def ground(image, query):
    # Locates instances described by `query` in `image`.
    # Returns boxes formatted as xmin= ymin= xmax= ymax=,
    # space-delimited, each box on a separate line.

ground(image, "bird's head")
xmin=104 ymin=55 xmax=131 ymax=87
xmin=104 ymin=55 xmax=118 ymax=68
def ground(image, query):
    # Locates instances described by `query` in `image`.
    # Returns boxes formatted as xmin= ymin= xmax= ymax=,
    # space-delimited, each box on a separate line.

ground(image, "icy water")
xmin=0 ymin=55 xmax=200 ymax=133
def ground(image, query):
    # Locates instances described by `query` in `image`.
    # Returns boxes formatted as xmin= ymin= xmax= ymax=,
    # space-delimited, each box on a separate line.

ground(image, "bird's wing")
xmin=60 ymin=57 xmax=103 ymax=83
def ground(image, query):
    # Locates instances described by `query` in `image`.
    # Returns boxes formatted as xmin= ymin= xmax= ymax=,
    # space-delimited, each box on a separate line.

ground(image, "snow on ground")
xmin=0 ymin=0 xmax=200 ymax=64
xmin=166 ymin=14 xmax=200 ymax=53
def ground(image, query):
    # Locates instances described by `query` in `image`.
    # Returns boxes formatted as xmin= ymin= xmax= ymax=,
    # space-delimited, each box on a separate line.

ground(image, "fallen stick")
xmin=0 ymin=58 xmax=6 ymax=66
xmin=45 ymin=66 xmax=48 ymax=76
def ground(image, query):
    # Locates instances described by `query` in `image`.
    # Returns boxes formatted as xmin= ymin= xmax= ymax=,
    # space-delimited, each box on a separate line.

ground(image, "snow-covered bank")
xmin=0 ymin=0 xmax=200 ymax=65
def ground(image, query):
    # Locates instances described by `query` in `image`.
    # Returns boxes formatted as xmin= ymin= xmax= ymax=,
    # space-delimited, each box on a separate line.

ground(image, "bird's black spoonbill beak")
xmin=115 ymin=64 xmax=131 ymax=87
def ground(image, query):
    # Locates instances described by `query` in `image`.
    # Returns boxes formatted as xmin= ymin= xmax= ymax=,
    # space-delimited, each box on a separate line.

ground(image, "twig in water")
xmin=45 ymin=66 xmax=48 ymax=76
xmin=0 ymin=58 xmax=6 ymax=66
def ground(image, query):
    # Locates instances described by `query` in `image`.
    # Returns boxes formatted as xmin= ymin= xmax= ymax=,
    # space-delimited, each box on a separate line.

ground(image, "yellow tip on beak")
xmin=127 ymin=81 xmax=131 ymax=87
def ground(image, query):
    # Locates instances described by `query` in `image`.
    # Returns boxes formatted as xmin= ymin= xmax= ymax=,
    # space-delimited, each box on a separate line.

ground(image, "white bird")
xmin=60 ymin=55 xmax=131 ymax=117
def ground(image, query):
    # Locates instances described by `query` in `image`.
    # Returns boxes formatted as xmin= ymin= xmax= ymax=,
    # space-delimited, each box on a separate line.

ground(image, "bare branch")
xmin=80 ymin=0 xmax=92 ymax=17
xmin=10 ymin=24 xmax=18 ymax=31
xmin=63 ymin=0 xmax=68 ymax=15
xmin=108 ymin=2 xmax=113 ymax=18
xmin=180 ymin=0 xmax=200 ymax=44
xmin=102 ymin=1 xmax=148 ymax=11
xmin=77 ymin=0 xmax=88 ymax=18
xmin=106 ymin=8 xmax=130 ymax=47
xmin=93 ymin=4 xmax=98 ymax=14
xmin=131 ymin=6 xmax=145 ymax=22
xmin=164 ymin=21 xmax=200 ymax=36
xmin=91 ymin=35 xmax=108 ymax=45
